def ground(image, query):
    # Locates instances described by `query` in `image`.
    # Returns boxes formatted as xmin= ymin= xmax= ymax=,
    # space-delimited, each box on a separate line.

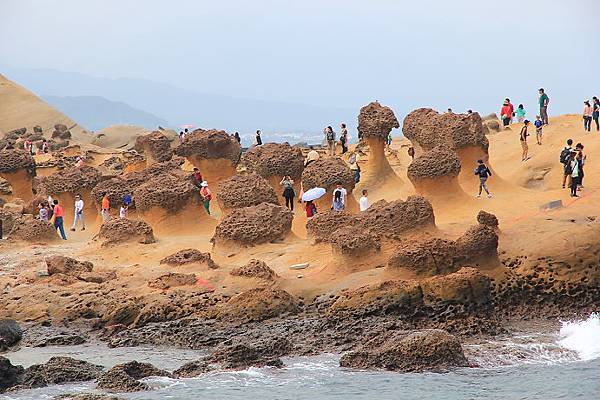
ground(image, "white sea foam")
xmin=558 ymin=313 xmax=600 ymax=361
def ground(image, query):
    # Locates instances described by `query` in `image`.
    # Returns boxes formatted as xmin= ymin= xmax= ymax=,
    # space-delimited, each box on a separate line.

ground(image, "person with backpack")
xmin=534 ymin=115 xmax=543 ymax=145
xmin=200 ymin=181 xmax=212 ymax=215
xmin=500 ymin=101 xmax=512 ymax=127
xmin=474 ymin=159 xmax=492 ymax=199
xmin=560 ymin=139 xmax=574 ymax=188
xmin=539 ymin=88 xmax=550 ymax=125
xmin=280 ymin=175 xmax=295 ymax=211
xmin=325 ymin=126 xmax=336 ymax=156
xmin=520 ymin=120 xmax=530 ymax=161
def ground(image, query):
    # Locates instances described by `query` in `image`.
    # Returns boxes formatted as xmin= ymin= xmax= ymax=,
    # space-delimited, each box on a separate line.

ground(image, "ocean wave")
xmin=558 ymin=313 xmax=600 ymax=361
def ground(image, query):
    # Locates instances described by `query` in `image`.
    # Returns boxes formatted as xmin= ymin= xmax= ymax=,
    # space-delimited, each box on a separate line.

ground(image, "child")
xmin=474 ymin=159 xmax=492 ymax=199
xmin=534 ymin=116 xmax=543 ymax=145
xmin=359 ymin=189 xmax=369 ymax=211
xmin=38 ymin=203 xmax=49 ymax=222
xmin=119 ymin=204 xmax=128 ymax=219
xmin=516 ymin=104 xmax=526 ymax=123
xmin=520 ymin=120 xmax=530 ymax=161
xmin=305 ymin=200 xmax=317 ymax=218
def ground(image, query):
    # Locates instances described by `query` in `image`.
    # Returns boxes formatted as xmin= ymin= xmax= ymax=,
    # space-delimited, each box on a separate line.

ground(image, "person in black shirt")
xmin=474 ymin=159 xmax=492 ymax=198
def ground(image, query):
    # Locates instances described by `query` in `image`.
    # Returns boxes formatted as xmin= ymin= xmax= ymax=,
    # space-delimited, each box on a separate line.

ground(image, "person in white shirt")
xmin=70 ymin=194 xmax=85 ymax=231
xmin=332 ymin=183 xmax=347 ymax=206
xmin=359 ymin=189 xmax=369 ymax=211
xmin=119 ymin=205 xmax=128 ymax=219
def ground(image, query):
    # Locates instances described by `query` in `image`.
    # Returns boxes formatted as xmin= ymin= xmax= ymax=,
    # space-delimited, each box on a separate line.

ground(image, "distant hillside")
xmin=43 ymin=95 xmax=168 ymax=131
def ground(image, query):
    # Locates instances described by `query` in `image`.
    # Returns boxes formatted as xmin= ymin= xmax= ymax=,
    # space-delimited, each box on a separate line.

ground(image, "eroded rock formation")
xmin=133 ymin=131 xmax=173 ymax=163
xmin=230 ymin=259 xmax=278 ymax=280
xmin=160 ymin=248 xmax=218 ymax=269
xmin=217 ymin=173 xmax=279 ymax=210
xmin=217 ymin=288 xmax=298 ymax=322
xmin=242 ymin=142 xmax=304 ymax=180
xmin=98 ymin=218 xmax=155 ymax=246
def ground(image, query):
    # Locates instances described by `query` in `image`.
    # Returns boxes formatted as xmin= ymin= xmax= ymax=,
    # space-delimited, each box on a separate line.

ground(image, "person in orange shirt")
xmin=101 ymin=193 xmax=110 ymax=222
xmin=51 ymin=199 xmax=67 ymax=240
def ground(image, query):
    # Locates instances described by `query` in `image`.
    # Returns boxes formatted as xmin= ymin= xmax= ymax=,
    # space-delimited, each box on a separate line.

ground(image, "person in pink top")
xmin=583 ymin=100 xmax=593 ymax=132
xmin=505 ymin=98 xmax=515 ymax=124
xmin=51 ymin=199 xmax=67 ymax=240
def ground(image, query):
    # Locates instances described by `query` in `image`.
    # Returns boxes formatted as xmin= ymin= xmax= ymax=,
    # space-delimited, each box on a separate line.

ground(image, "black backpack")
xmin=559 ymin=148 xmax=571 ymax=164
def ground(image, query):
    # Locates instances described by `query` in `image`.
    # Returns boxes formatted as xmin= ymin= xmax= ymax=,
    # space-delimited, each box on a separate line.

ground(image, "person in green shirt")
xmin=539 ymin=88 xmax=550 ymax=125
xmin=516 ymin=104 xmax=526 ymax=122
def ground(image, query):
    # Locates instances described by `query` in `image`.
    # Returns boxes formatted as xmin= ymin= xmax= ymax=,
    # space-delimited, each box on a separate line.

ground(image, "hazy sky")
xmin=1 ymin=0 xmax=598 ymax=118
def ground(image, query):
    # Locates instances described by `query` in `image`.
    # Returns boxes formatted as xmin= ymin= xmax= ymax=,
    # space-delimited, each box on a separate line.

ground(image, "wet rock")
xmin=218 ymin=288 xmax=298 ymax=323
xmin=0 ymin=357 xmax=24 ymax=393
xmin=172 ymin=359 xmax=214 ymax=378
xmin=217 ymin=173 xmax=279 ymax=210
xmin=97 ymin=361 xmax=170 ymax=392
xmin=45 ymin=255 xmax=93 ymax=277
xmin=0 ymin=176 xmax=12 ymax=195
xmin=0 ymin=149 xmax=35 ymax=173
xmin=242 ymin=142 xmax=304 ymax=180
xmin=339 ymin=329 xmax=469 ymax=372
xmin=148 ymin=273 xmax=197 ymax=290
xmin=230 ymin=259 xmax=278 ymax=280
xmin=210 ymin=335 xmax=291 ymax=369
xmin=98 ymin=218 xmax=155 ymax=246
xmin=160 ymin=248 xmax=218 ymax=269
xmin=0 ymin=319 xmax=22 ymax=350
xmin=18 ymin=357 xmax=103 ymax=389
xmin=357 ymin=101 xmax=400 ymax=140
xmin=54 ymin=394 xmax=125 ymax=400
xmin=421 ymin=267 xmax=492 ymax=307
xmin=388 ymin=238 xmax=461 ymax=276
xmin=302 ymin=157 xmax=355 ymax=191
xmin=477 ymin=210 xmax=499 ymax=228
xmin=133 ymin=131 xmax=173 ymax=163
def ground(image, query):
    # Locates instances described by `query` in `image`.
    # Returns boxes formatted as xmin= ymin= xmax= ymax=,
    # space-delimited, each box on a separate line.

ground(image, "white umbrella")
xmin=302 ymin=187 xmax=326 ymax=202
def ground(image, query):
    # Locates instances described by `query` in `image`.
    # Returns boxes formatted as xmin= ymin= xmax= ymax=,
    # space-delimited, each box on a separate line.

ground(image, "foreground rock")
xmin=339 ymin=329 xmax=469 ymax=372
xmin=148 ymin=273 xmax=197 ymax=290
xmin=17 ymin=357 xmax=103 ymax=390
xmin=210 ymin=335 xmax=291 ymax=369
xmin=98 ymin=218 xmax=156 ymax=246
xmin=54 ymin=394 xmax=124 ymax=400
xmin=0 ymin=319 xmax=22 ymax=350
xmin=230 ymin=259 xmax=278 ymax=280
xmin=218 ymin=288 xmax=298 ymax=323
xmin=97 ymin=361 xmax=170 ymax=392
xmin=0 ymin=357 xmax=24 ymax=393
xmin=160 ymin=248 xmax=218 ymax=269
xmin=45 ymin=255 xmax=93 ymax=278
xmin=8 ymin=215 xmax=58 ymax=242
xmin=217 ymin=173 xmax=279 ymax=210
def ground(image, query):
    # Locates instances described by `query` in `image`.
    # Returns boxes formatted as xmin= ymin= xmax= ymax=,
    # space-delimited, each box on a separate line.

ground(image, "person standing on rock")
xmin=568 ymin=151 xmax=582 ymax=197
xmin=325 ymin=126 xmax=336 ymax=156
xmin=560 ymin=139 xmax=574 ymax=188
xmin=41 ymin=139 xmax=49 ymax=154
xmin=516 ymin=104 xmax=526 ymax=123
xmin=349 ymin=154 xmax=361 ymax=183
xmin=583 ymin=101 xmax=593 ymax=132
xmin=51 ymin=199 xmax=67 ymax=240
xmin=200 ymin=181 xmax=212 ymax=215
xmin=500 ymin=101 xmax=512 ymax=127
xmin=280 ymin=176 xmax=295 ymax=211
xmin=506 ymin=99 xmax=515 ymax=123
xmin=70 ymin=194 xmax=85 ymax=231
xmin=593 ymin=96 xmax=600 ymax=131
xmin=192 ymin=168 xmax=203 ymax=187
xmin=359 ymin=189 xmax=369 ymax=211
xmin=340 ymin=123 xmax=349 ymax=154
xmin=575 ymin=143 xmax=586 ymax=190
xmin=234 ymin=132 xmax=241 ymax=144
xmin=255 ymin=130 xmax=263 ymax=146
xmin=534 ymin=115 xmax=543 ymax=145
xmin=474 ymin=159 xmax=492 ymax=199
xmin=539 ymin=88 xmax=550 ymax=125
xmin=520 ymin=120 xmax=530 ymax=161
xmin=101 ymin=193 xmax=110 ymax=222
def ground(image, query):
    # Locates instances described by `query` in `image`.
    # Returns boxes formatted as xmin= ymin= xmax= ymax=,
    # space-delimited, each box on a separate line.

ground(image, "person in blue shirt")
xmin=474 ymin=159 xmax=492 ymax=199
xmin=534 ymin=115 xmax=543 ymax=145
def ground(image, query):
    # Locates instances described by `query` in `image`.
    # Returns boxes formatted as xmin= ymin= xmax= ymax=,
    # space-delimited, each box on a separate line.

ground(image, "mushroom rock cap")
xmin=217 ymin=173 xmax=279 ymax=210
xmin=242 ymin=142 xmax=304 ymax=180
xmin=175 ymin=129 xmax=241 ymax=163
xmin=0 ymin=149 xmax=35 ymax=173
xmin=407 ymin=146 xmax=461 ymax=181
xmin=133 ymin=131 xmax=173 ymax=163
xmin=212 ymin=202 xmax=293 ymax=246
xmin=402 ymin=108 xmax=488 ymax=152
xmin=98 ymin=218 xmax=156 ymax=245
xmin=357 ymin=101 xmax=400 ymax=140
xmin=301 ymin=157 xmax=355 ymax=192
xmin=359 ymin=196 xmax=435 ymax=238
xmin=91 ymin=177 xmax=133 ymax=208
xmin=133 ymin=170 xmax=196 ymax=213
xmin=33 ymin=166 xmax=102 ymax=195
xmin=476 ymin=210 xmax=499 ymax=228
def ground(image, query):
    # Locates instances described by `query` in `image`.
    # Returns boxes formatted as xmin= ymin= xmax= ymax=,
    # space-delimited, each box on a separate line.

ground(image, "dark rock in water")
xmin=0 ymin=356 xmax=24 ymax=393
xmin=173 ymin=359 xmax=214 ymax=378
xmin=339 ymin=329 xmax=468 ymax=372
xmin=0 ymin=319 xmax=23 ymax=350
xmin=18 ymin=357 xmax=104 ymax=389
xmin=21 ymin=326 xmax=87 ymax=348
xmin=97 ymin=361 xmax=170 ymax=392
xmin=210 ymin=335 xmax=291 ymax=369
xmin=54 ymin=394 xmax=124 ymax=400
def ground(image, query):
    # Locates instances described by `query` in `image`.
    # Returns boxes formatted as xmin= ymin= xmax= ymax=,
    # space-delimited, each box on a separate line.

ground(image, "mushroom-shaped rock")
xmin=230 ymin=259 xmax=278 ymax=280
xmin=421 ymin=267 xmax=492 ymax=307
xmin=148 ymin=273 xmax=197 ymax=290
xmin=217 ymin=288 xmax=298 ymax=323
xmin=302 ymin=157 xmax=355 ymax=192
xmin=242 ymin=142 xmax=304 ymax=180
xmin=98 ymin=218 xmax=155 ymax=246
xmin=175 ymin=129 xmax=241 ymax=183
xmin=33 ymin=166 xmax=102 ymax=196
xmin=133 ymin=131 xmax=173 ymax=164
xmin=306 ymin=210 xmax=360 ymax=243
xmin=328 ymin=280 xmax=423 ymax=317
xmin=456 ymin=225 xmax=498 ymax=260
xmin=45 ymin=255 xmax=93 ymax=277
xmin=387 ymin=238 xmax=461 ymax=277
xmin=216 ymin=173 xmax=279 ymax=211
xmin=407 ymin=146 xmax=461 ymax=182
xmin=331 ymin=226 xmax=380 ymax=257
xmin=9 ymin=215 xmax=58 ymax=242
xmin=160 ymin=249 xmax=218 ymax=269
xmin=477 ymin=210 xmax=499 ymax=228
xmin=133 ymin=170 xmax=196 ymax=213
xmin=0 ymin=149 xmax=35 ymax=174
xmin=212 ymin=203 xmax=293 ymax=247
xmin=359 ymin=196 xmax=435 ymax=238
xmin=339 ymin=329 xmax=469 ymax=372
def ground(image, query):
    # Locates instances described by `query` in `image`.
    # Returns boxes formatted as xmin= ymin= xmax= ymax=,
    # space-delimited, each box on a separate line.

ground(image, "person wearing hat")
xmin=200 ymin=181 xmax=212 ymax=215
xmin=70 ymin=194 xmax=85 ymax=231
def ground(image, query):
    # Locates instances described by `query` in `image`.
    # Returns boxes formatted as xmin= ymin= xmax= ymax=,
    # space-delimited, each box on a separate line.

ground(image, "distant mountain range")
xmin=1 ymin=66 xmax=357 ymax=144
xmin=43 ymin=95 xmax=168 ymax=131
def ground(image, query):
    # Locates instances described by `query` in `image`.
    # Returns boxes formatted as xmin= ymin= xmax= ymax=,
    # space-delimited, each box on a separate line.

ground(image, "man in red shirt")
xmin=505 ymin=98 xmax=515 ymax=124
xmin=52 ymin=199 xmax=67 ymax=240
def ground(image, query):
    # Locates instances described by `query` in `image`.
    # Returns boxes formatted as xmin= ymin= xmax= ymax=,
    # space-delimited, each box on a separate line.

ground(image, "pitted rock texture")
xmin=306 ymin=210 xmax=360 ymax=242
xmin=0 ymin=319 xmax=22 ymax=350
xmin=213 ymin=202 xmax=293 ymax=246
xmin=17 ymin=357 xmax=103 ymax=390
xmin=0 ymin=209 xmax=18 ymax=234
xmin=357 ymin=101 xmax=400 ymax=140
xmin=98 ymin=218 xmax=155 ymax=246
xmin=97 ymin=361 xmax=170 ymax=392
xmin=217 ymin=288 xmax=298 ymax=323
xmin=403 ymin=108 xmax=488 ymax=152
xmin=133 ymin=131 xmax=173 ymax=163
xmin=91 ymin=178 xmax=133 ymax=208
xmin=217 ymin=173 xmax=279 ymax=209
xmin=242 ymin=142 xmax=305 ymax=179
xmin=45 ymin=255 xmax=93 ymax=277
xmin=133 ymin=170 xmax=196 ymax=212
xmin=421 ymin=267 xmax=492 ymax=307
xmin=0 ymin=149 xmax=35 ymax=173
xmin=210 ymin=335 xmax=291 ymax=369
xmin=407 ymin=146 xmax=461 ymax=181
xmin=9 ymin=215 xmax=58 ymax=242
xmin=477 ymin=210 xmax=499 ymax=228
xmin=388 ymin=238 xmax=461 ymax=276
xmin=339 ymin=329 xmax=469 ymax=372
xmin=359 ymin=196 xmax=435 ymax=238
xmin=230 ymin=259 xmax=278 ymax=280
xmin=33 ymin=166 xmax=102 ymax=195
xmin=53 ymin=394 xmax=124 ymax=400
xmin=148 ymin=273 xmax=197 ymax=290
xmin=330 ymin=226 xmax=381 ymax=256
xmin=0 ymin=177 xmax=12 ymax=195
xmin=301 ymin=157 xmax=355 ymax=191
xmin=456 ymin=224 xmax=498 ymax=260
xmin=0 ymin=357 xmax=24 ymax=392
xmin=175 ymin=129 xmax=241 ymax=163
xmin=160 ymin=249 xmax=218 ymax=269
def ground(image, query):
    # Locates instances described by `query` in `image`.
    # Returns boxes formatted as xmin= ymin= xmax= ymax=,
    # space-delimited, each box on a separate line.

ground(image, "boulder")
xmin=33 ymin=166 xmax=102 ymax=195
xmin=477 ymin=210 xmax=499 ymax=228
xmin=339 ymin=329 xmax=469 ymax=372
xmin=306 ymin=210 xmax=360 ymax=243
xmin=217 ymin=288 xmax=298 ymax=323
xmin=0 ymin=149 xmax=35 ymax=173
xmin=230 ymin=259 xmax=278 ymax=280
xmin=242 ymin=142 xmax=305 ymax=180
xmin=45 ymin=255 xmax=93 ymax=277
xmin=97 ymin=361 xmax=170 ymax=393
xmin=133 ymin=170 xmax=196 ymax=212
xmin=301 ymin=157 xmax=355 ymax=191
xmin=148 ymin=273 xmax=197 ymax=290
xmin=9 ymin=215 xmax=58 ymax=242
xmin=359 ymin=196 xmax=435 ymax=238
xmin=210 ymin=335 xmax=291 ymax=369
xmin=18 ymin=357 xmax=103 ymax=389
xmin=133 ymin=131 xmax=173 ymax=163
xmin=421 ymin=267 xmax=492 ymax=307
xmin=212 ymin=202 xmax=293 ymax=246
xmin=79 ymin=270 xmax=117 ymax=284
xmin=387 ymin=238 xmax=461 ymax=276
xmin=172 ymin=360 xmax=214 ymax=378
xmin=330 ymin=226 xmax=381 ymax=257
xmin=357 ymin=101 xmax=400 ymax=140
xmin=0 ymin=319 xmax=22 ymax=350
xmin=0 ymin=357 xmax=24 ymax=393
xmin=456 ymin=224 xmax=498 ymax=260
xmin=0 ymin=209 xmax=18 ymax=233
xmin=407 ymin=146 xmax=461 ymax=181
xmin=98 ymin=218 xmax=155 ymax=246
xmin=175 ymin=129 xmax=241 ymax=163
xmin=160 ymin=248 xmax=218 ymax=268
xmin=3 ymin=202 xmax=23 ymax=214
xmin=0 ymin=177 xmax=12 ymax=195
xmin=217 ymin=173 xmax=279 ymax=210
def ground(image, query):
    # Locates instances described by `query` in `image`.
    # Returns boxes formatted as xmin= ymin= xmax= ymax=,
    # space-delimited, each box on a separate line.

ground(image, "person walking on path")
xmin=575 ymin=143 xmax=586 ymax=189
xmin=325 ymin=126 xmax=336 ymax=156
xmin=38 ymin=203 xmax=49 ymax=223
xmin=583 ymin=101 xmax=593 ymax=132
xmin=340 ymin=123 xmax=349 ymax=154
xmin=70 ymin=194 xmax=85 ymax=231
xmin=520 ymin=120 xmax=530 ymax=161
xmin=280 ymin=176 xmax=295 ymax=211
xmin=593 ymin=96 xmax=600 ymax=131
xmin=539 ymin=88 xmax=550 ymax=125
xmin=516 ymin=104 xmax=526 ymax=123
xmin=101 ymin=193 xmax=110 ymax=222
xmin=332 ymin=189 xmax=344 ymax=211
xmin=200 ymin=181 xmax=212 ymax=215
xmin=255 ymin=130 xmax=263 ymax=146
xmin=568 ymin=151 xmax=582 ymax=197
xmin=560 ymin=139 xmax=574 ymax=188
xmin=359 ymin=189 xmax=369 ymax=211
xmin=474 ymin=159 xmax=492 ymax=199
xmin=534 ymin=116 xmax=543 ymax=145
xmin=500 ymin=101 xmax=512 ymax=127
xmin=332 ymin=183 xmax=348 ymax=207
xmin=305 ymin=200 xmax=317 ymax=218
xmin=506 ymin=99 xmax=515 ymax=123
xmin=52 ymin=199 xmax=67 ymax=240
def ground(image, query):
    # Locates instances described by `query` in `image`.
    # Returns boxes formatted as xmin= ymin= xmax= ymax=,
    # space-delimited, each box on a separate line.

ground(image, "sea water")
xmin=2 ymin=314 xmax=599 ymax=400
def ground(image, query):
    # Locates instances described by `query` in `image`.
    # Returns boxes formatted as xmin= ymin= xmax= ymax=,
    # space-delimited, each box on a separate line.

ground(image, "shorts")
xmin=536 ymin=128 xmax=542 ymax=136
xmin=520 ymin=141 xmax=528 ymax=151
xmin=502 ymin=118 xmax=510 ymax=127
